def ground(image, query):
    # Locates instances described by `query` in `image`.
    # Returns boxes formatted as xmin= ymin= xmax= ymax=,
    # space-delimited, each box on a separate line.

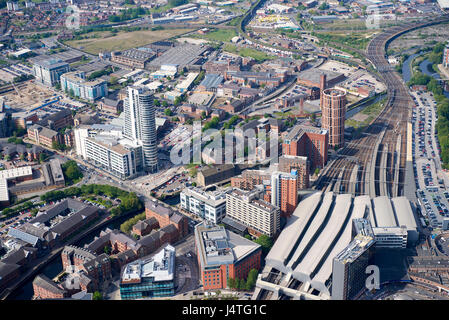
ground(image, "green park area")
xmin=223 ymin=44 xmax=275 ymax=63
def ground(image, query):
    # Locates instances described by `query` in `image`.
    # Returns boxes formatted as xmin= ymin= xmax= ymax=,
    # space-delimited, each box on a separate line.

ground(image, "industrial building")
xmin=253 ymin=192 xmax=419 ymax=300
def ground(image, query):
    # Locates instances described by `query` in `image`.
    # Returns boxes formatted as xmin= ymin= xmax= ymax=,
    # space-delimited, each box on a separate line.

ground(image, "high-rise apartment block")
xmin=279 ymin=155 xmax=310 ymax=189
xmin=320 ymin=88 xmax=346 ymax=148
xmin=271 ymin=171 xmax=299 ymax=217
xmin=124 ymin=86 xmax=158 ymax=173
xmin=226 ymin=188 xmax=280 ymax=237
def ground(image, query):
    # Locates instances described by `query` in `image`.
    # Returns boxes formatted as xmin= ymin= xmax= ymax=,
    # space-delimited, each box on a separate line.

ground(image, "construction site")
xmin=0 ymin=81 xmax=59 ymax=112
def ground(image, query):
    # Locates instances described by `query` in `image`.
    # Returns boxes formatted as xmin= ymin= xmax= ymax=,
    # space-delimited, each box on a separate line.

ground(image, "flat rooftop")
xmin=121 ymin=244 xmax=175 ymax=284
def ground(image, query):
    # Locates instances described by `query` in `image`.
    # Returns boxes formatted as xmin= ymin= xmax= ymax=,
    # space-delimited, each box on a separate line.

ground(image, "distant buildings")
xmin=226 ymin=188 xmax=280 ymax=238
xmin=194 ymin=222 xmax=262 ymax=290
xmin=120 ymin=244 xmax=176 ymax=299
xmin=60 ymin=71 xmax=108 ymax=101
xmin=33 ymin=58 xmax=70 ymax=87
xmin=110 ymin=48 xmax=155 ymax=69
xmin=320 ymin=88 xmax=347 ymax=148
xmin=180 ymin=187 xmax=227 ymax=223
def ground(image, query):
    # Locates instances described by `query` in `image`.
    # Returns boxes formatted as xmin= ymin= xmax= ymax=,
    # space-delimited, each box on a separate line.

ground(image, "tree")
xmin=104 ymin=246 xmax=111 ymax=255
xmin=164 ymin=108 xmax=173 ymax=116
xmin=254 ymin=235 xmax=273 ymax=256
xmin=228 ymin=277 xmax=236 ymax=289
xmin=93 ymin=291 xmax=103 ymax=300
xmin=109 ymin=76 xmax=118 ymax=85
xmin=245 ymin=269 xmax=258 ymax=291
xmin=162 ymin=101 xmax=168 ymax=108
xmin=39 ymin=153 xmax=47 ymax=163
xmin=154 ymin=99 xmax=160 ymax=107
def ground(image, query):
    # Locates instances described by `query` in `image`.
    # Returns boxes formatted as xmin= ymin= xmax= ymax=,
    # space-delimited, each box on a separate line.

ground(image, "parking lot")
xmin=411 ymin=90 xmax=449 ymax=230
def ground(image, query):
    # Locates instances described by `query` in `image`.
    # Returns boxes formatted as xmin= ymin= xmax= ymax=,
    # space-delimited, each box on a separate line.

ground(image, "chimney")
xmin=320 ymin=73 xmax=327 ymax=91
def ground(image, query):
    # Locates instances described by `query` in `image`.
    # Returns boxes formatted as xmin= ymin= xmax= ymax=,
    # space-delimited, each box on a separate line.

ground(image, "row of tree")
xmin=120 ymin=212 xmax=146 ymax=234
xmin=227 ymin=268 xmax=258 ymax=291
xmin=40 ymin=184 xmax=143 ymax=216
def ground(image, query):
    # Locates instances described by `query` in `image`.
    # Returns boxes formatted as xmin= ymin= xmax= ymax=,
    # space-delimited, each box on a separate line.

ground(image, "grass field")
xmin=194 ymin=29 xmax=238 ymax=42
xmin=65 ymin=29 xmax=193 ymax=54
xmin=223 ymin=44 xmax=275 ymax=62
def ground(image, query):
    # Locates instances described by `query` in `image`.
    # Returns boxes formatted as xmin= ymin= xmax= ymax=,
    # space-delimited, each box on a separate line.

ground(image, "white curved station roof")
xmin=264 ymin=192 xmax=418 ymax=299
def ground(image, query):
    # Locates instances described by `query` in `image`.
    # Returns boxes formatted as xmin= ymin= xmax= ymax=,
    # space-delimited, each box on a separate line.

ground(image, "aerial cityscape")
xmin=0 ymin=0 xmax=449 ymax=305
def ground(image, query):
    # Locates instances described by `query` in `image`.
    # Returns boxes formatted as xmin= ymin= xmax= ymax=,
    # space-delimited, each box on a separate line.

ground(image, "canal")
xmin=9 ymin=211 xmax=140 ymax=300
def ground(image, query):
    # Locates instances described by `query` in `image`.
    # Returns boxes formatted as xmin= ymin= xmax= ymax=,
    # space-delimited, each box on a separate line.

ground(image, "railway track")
xmin=315 ymin=14 xmax=449 ymax=197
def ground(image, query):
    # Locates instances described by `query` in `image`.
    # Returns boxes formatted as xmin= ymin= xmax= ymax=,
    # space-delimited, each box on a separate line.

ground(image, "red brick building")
xmin=283 ymin=124 xmax=328 ymax=170
xmin=320 ymin=88 xmax=347 ymax=148
xmin=33 ymin=274 xmax=68 ymax=300
xmin=145 ymin=199 xmax=188 ymax=239
xmin=194 ymin=223 xmax=262 ymax=290
xmin=61 ymin=246 xmax=112 ymax=290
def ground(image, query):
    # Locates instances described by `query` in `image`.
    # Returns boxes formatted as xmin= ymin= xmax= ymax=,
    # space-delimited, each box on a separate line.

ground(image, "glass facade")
xmin=120 ymin=278 xmax=175 ymax=300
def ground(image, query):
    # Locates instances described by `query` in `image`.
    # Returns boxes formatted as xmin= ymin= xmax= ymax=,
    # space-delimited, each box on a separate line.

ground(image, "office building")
xmin=283 ymin=124 xmax=328 ymax=169
xmin=226 ymin=188 xmax=280 ymax=237
xmin=60 ymin=71 xmax=108 ymax=101
xmin=194 ymin=222 xmax=262 ymax=290
xmin=120 ymin=245 xmax=175 ymax=300
xmin=61 ymin=245 xmax=112 ymax=290
xmin=331 ymin=218 xmax=375 ymax=300
xmin=180 ymin=187 xmax=227 ymax=223
xmin=124 ymin=86 xmax=158 ymax=173
xmin=145 ymin=199 xmax=188 ymax=239
xmin=33 ymin=58 xmax=70 ymax=87
xmin=197 ymin=164 xmax=237 ymax=187
xmin=320 ymin=88 xmax=346 ymax=148
xmin=271 ymin=170 xmax=299 ymax=217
